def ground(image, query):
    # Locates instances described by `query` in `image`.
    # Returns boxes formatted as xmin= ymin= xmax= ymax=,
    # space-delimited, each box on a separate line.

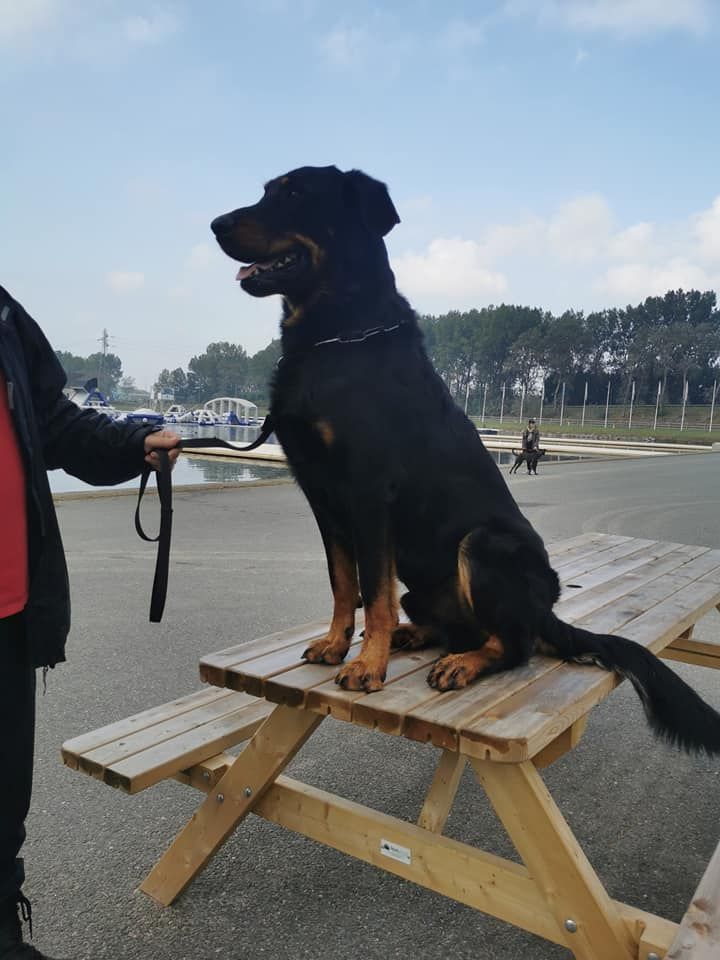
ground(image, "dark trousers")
xmin=0 ymin=612 xmax=35 ymax=902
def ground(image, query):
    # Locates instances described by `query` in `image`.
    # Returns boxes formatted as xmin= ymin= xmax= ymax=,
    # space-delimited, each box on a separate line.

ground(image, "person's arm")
xmin=42 ymin=396 xmax=176 ymax=485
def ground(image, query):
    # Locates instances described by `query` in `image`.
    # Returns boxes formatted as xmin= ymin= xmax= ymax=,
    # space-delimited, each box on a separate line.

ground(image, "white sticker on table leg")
xmin=380 ymin=839 xmax=411 ymax=865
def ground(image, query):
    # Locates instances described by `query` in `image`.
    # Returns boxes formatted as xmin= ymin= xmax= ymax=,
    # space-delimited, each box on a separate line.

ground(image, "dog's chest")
xmin=271 ymin=362 xmax=346 ymax=471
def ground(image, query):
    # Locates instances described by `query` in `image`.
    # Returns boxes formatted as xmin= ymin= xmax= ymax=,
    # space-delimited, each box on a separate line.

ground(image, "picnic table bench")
xmin=63 ymin=532 xmax=720 ymax=960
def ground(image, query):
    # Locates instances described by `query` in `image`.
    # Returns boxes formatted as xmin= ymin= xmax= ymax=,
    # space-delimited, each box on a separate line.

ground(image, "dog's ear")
xmin=343 ymin=169 xmax=400 ymax=237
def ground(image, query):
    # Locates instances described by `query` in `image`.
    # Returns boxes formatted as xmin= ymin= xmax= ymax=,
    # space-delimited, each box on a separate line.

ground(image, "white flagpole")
xmin=604 ymin=379 xmax=611 ymax=428
xmin=710 ymin=379 xmax=717 ymax=433
xmin=559 ymin=382 xmax=566 ymax=426
xmin=680 ymin=378 xmax=688 ymax=431
xmin=539 ymin=382 xmax=545 ymax=426
xmin=481 ymin=382 xmax=488 ymax=426
xmin=500 ymin=382 xmax=506 ymax=425
xmin=581 ymin=381 xmax=588 ymax=427
xmin=519 ymin=384 xmax=526 ymax=423
xmin=653 ymin=380 xmax=661 ymax=431
xmin=628 ymin=380 xmax=635 ymax=430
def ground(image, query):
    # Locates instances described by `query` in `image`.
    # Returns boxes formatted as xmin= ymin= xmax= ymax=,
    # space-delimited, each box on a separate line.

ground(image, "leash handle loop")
xmin=135 ymin=416 xmax=275 ymax=623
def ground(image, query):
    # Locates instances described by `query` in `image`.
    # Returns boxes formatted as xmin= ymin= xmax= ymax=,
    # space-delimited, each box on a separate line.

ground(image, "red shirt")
xmin=0 ymin=371 xmax=28 ymax=617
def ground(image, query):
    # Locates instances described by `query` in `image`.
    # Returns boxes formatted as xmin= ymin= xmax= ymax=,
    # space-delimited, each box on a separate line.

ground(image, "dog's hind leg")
xmin=428 ymin=634 xmax=514 ymax=690
xmin=392 ymin=587 xmax=458 ymax=649
xmin=426 ymin=528 xmax=537 ymax=691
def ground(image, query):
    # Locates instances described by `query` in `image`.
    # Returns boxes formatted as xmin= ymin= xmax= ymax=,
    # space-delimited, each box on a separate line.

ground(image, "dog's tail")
xmin=540 ymin=611 xmax=720 ymax=755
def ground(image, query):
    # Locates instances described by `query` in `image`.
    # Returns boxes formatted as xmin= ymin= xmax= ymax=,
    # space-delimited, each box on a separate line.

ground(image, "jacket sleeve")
xmin=42 ymin=395 xmax=155 ymax=485
xmin=16 ymin=297 xmax=156 ymax=485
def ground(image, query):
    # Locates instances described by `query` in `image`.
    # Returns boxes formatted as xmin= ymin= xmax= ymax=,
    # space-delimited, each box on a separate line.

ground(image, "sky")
xmin=2 ymin=0 xmax=720 ymax=389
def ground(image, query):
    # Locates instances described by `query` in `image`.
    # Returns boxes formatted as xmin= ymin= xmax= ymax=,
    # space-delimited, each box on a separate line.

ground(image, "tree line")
xmin=420 ymin=288 xmax=720 ymax=413
xmin=55 ymin=350 xmax=124 ymax=396
xmin=153 ymin=339 xmax=281 ymax=406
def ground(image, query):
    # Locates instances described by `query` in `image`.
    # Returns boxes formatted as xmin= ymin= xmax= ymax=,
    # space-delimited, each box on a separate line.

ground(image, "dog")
xmin=509 ymin=448 xmax=546 ymax=475
xmin=211 ymin=165 xmax=720 ymax=754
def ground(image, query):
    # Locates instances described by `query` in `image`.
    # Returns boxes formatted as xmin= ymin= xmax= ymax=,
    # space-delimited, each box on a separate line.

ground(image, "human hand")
xmin=144 ymin=429 xmax=181 ymax=470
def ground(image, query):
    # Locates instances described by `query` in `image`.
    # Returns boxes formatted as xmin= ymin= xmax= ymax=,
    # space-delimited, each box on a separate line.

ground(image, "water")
xmin=493 ymin=451 xmax=591 ymax=467
xmin=49 ymin=424 xmax=289 ymax=494
xmin=48 ymin=424 xmax=592 ymax=494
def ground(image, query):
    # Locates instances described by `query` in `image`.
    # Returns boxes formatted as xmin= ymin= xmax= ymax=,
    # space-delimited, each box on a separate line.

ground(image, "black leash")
xmin=135 ymin=416 xmax=275 ymax=622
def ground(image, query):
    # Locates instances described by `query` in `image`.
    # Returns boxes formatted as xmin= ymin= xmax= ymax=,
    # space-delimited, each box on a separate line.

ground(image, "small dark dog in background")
xmin=509 ymin=448 xmax=546 ymax=475
xmin=210 ymin=164 xmax=720 ymax=755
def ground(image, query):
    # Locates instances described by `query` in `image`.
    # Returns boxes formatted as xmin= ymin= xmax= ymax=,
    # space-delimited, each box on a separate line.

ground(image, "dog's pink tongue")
xmin=236 ymin=258 xmax=275 ymax=281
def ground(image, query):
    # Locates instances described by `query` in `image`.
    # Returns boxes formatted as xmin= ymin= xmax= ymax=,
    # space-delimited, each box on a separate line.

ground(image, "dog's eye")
xmin=287 ymin=186 xmax=303 ymax=200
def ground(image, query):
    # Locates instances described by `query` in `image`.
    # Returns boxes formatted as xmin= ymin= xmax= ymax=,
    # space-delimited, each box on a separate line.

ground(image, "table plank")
xmin=199 ymin=620 xmax=332 ymax=687
xmin=546 ymin=532 xmax=630 ymax=564
xmin=552 ymin=536 xmax=657 ymax=577
xmin=459 ymin=577 xmax=720 ymax=761
xmin=201 ymin=536 xmax=720 ymax=763
xmin=62 ymin=687 xmax=234 ymax=765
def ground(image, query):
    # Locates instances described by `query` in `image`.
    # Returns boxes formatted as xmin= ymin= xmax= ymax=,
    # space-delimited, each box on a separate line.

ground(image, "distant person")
xmin=521 ymin=417 xmax=541 ymax=475
xmin=0 ymin=285 xmax=179 ymax=960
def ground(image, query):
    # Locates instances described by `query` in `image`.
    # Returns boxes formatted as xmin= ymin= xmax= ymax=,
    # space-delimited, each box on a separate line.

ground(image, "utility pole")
xmin=97 ymin=328 xmax=111 ymax=393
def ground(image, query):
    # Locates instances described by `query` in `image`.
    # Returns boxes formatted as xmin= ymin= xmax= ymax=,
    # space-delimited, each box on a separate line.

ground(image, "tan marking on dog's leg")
xmin=314 ymin=419 xmax=335 ymax=447
xmin=303 ymin=545 xmax=358 ymax=665
xmin=428 ymin=635 xmax=506 ymax=691
xmin=335 ymin=559 xmax=397 ymax=692
xmin=457 ymin=535 xmax=474 ymax=612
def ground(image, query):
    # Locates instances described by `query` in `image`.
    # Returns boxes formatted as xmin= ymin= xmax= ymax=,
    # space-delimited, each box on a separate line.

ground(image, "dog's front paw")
xmin=302 ymin=634 xmax=350 ymax=665
xmin=335 ymin=657 xmax=386 ymax=692
xmin=427 ymin=654 xmax=477 ymax=691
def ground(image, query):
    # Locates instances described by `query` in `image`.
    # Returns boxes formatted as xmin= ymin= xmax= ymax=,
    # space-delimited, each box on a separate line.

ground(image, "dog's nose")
xmin=210 ymin=212 xmax=235 ymax=237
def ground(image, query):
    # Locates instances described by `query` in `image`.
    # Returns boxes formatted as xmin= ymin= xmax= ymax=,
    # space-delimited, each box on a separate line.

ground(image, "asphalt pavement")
xmin=26 ymin=452 xmax=720 ymax=959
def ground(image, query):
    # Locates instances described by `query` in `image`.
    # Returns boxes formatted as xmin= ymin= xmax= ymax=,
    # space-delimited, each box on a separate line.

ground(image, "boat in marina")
xmin=64 ymin=379 xmax=123 ymax=420
xmin=125 ymin=407 xmax=165 ymax=425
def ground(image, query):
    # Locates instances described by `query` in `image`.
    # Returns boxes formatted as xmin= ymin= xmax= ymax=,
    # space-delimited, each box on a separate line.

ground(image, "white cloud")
xmin=504 ymin=0 xmax=711 ymax=36
xmin=107 ymin=270 xmax=145 ymax=294
xmin=0 ymin=0 xmax=57 ymax=40
xmin=598 ymin=259 xmax=715 ymax=301
xmin=694 ymin=196 xmax=720 ymax=263
xmin=392 ymin=238 xmax=508 ymax=305
xmin=318 ymin=26 xmax=367 ymax=66
xmin=481 ymin=218 xmax=545 ymax=258
xmin=0 ymin=1 xmax=181 ymax=53
xmin=546 ymin=194 xmax=614 ymax=260
xmin=607 ymin=221 xmax=655 ymax=260
xmin=123 ymin=8 xmax=179 ymax=46
xmin=441 ymin=18 xmax=485 ymax=49
xmin=391 ymin=192 xmax=720 ymax=314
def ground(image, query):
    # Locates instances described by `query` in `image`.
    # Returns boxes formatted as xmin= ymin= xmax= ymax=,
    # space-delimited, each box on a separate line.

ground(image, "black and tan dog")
xmin=509 ymin=448 xmax=546 ymax=475
xmin=211 ymin=165 xmax=720 ymax=754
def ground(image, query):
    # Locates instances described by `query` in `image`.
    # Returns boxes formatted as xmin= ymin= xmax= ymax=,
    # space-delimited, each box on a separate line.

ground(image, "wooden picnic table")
xmin=72 ymin=532 xmax=720 ymax=960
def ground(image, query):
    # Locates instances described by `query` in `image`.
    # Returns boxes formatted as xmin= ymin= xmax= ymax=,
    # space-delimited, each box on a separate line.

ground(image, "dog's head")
xmin=210 ymin=165 xmax=400 ymax=301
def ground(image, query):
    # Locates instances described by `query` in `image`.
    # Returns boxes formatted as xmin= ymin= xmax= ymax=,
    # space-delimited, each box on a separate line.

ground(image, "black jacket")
xmin=0 ymin=285 xmax=155 ymax=669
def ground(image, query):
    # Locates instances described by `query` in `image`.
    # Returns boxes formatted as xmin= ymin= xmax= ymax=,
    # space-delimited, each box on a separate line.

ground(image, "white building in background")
xmin=203 ymin=397 xmax=258 ymax=422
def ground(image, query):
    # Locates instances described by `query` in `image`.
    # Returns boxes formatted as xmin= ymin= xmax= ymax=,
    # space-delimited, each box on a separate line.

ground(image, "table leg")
xmin=140 ymin=704 xmax=323 ymax=906
xmin=417 ymin=750 xmax=466 ymax=833
xmin=471 ymin=758 xmax=636 ymax=960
